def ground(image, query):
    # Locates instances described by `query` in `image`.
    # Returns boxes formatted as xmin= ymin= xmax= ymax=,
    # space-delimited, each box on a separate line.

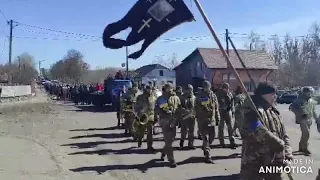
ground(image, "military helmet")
xmin=202 ymin=80 xmax=211 ymax=88
xmin=221 ymin=82 xmax=230 ymax=89
xmin=187 ymin=84 xmax=193 ymax=90
xmin=163 ymin=82 xmax=173 ymax=89
xmin=176 ymin=86 xmax=182 ymax=91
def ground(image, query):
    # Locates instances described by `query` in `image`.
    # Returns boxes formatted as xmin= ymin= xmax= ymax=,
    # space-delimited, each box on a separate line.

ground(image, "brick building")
xmin=174 ymin=48 xmax=277 ymax=91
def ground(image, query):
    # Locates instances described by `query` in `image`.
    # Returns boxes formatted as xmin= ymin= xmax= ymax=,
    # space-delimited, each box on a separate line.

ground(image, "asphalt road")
xmin=0 ymin=93 xmax=319 ymax=180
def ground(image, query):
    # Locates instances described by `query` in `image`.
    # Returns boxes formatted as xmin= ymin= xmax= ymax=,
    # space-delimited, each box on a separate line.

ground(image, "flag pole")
xmin=191 ymin=0 xmax=293 ymax=180
xmin=192 ymin=0 xmax=257 ymax=111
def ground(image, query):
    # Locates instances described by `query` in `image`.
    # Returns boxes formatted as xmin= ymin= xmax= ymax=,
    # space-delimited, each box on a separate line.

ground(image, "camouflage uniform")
xmin=134 ymin=86 xmax=156 ymax=150
xmin=176 ymin=86 xmax=183 ymax=128
xmin=179 ymin=84 xmax=196 ymax=149
xmin=195 ymin=81 xmax=220 ymax=163
xmin=233 ymin=93 xmax=246 ymax=137
xmin=289 ymin=87 xmax=318 ymax=155
xmin=196 ymin=87 xmax=203 ymax=140
xmin=240 ymin=82 xmax=293 ymax=180
xmin=121 ymin=85 xmax=140 ymax=135
xmin=156 ymin=83 xmax=180 ymax=168
xmin=216 ymin=83 xmax=236 ymax=148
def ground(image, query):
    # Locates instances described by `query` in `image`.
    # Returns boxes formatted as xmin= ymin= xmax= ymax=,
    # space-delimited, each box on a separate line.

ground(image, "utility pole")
xmin=125 ymin=46 xmax=129 ymax=79
xmin=38 ymin=60 xmax=45 ymax=77
xmin=8 ymin=20 xmax=18 ymax=85
xmin=225 ymin=29 xmax=230 ymax=83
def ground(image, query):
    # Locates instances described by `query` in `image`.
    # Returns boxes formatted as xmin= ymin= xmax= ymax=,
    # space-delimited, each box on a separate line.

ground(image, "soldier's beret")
xmin=254 ymin=82 xmax=276 ymax=95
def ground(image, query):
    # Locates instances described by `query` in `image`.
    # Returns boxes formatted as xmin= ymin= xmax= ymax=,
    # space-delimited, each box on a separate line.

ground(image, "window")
xmin=222 ymin=73 xmax=228 ymax=80
xmin=244 ymin=82 xmax=252 ymax=91
xmin=159 ymin=70 xmax=164 ymax=76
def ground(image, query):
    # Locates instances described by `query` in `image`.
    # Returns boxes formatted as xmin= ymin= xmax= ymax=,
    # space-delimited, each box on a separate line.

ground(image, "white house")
xmin=135 ymin=64 xmax=176 ymax=87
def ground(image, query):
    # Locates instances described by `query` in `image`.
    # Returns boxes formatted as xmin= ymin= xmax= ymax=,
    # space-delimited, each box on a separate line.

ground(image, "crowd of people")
xmin=120 ymin=80 xmax=320 ymax=179
xmin=43 ymin=82 xmax=104 ymax=104
xmin=42 ymin=79 xmax=320 ymax=179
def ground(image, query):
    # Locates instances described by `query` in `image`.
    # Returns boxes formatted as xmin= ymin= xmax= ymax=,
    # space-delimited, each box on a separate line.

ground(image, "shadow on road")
xmin=67 ymin=105 xmax=115 ymax=113
xmin=70 ymin=159 xmax=167 ymax=174
xmin=69 ymin=153 xmax=241 ymax=174
xmin=186 ymin=173 xmax=240 ymax=180
xmin=69 ymin=132 xmax=128 ymax=139
xmin=61 ymin=137 xmax=166 ymax=149
xmin=69 ymin=126 xmax=119 ymax=131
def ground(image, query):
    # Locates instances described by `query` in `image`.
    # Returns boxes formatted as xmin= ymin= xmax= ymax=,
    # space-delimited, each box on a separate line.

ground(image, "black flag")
xmin=103 ymin=0 xmax=194 ymax=59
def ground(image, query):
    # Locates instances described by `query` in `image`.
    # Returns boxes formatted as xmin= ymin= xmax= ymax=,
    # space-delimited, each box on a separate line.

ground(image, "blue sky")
xmin=0 ymin=0 xmax=319 ymax=70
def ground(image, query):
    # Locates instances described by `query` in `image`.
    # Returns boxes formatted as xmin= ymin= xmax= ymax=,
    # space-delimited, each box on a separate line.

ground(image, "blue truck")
xmin=91 ymin=79 xmax=132 ymax=108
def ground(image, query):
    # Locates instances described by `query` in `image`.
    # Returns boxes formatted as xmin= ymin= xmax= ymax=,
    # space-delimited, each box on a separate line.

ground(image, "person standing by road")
xmin=289 ymin=87 xmax=319 ymax=155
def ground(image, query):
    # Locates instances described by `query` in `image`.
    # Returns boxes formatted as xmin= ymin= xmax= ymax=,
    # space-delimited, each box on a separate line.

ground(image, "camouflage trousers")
xmin=180 ymin=117 xmax=195 ymax=146
xmin=299 ymin=120 xmax=312 ymax=150
xmin=218 ymin=110 xmax=235 ymax=145
xmin=197 ymin=121 xmax=215 ymax=159
xmin=232 ymin=111 xmax=242 ymax=137
xmin=136 ymin=121 xmax=154 ymax=148
xmin=124 ymin=112 xmax=135 ymax=134
xmin=162 ymin=124 xmax=177 ymax=162
xmin=240 ymin=165 xmax=286 ymax=180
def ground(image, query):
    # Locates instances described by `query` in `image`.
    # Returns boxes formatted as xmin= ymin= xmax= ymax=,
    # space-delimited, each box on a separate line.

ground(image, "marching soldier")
xmin=289 ymin=87 xmax=318 ymax=155
xmin=196 ymin=86 xmax=203 ymax=140
xmin=122 ymin=83 xmax=140 ymax=135
xmin=240 ymin=82 xmax=293 ymax=180
xmin=133 ymin=85 xmax=156 ymax=151
xmin=195 ymin=80 xmax=220 ymax=163
xmin=156 ymin=83 xmax=180 ymax=168
xmin=232 ymin=86 xmax=246 ymax=138
xmin=179 ymin=84 xmax=196 ymax=149
xmin=176 ymin=86 xmax=183 ymax=97
xmin=217 ymin=82 xmax=237 ymax=148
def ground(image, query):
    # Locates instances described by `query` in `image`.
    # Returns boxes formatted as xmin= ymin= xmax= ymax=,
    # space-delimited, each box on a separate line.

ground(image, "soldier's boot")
xmin=169 ymin=160 xmax=177 ymax=168
xmin=147 ymin=144 xmax=156 ymax=152
xmin=138 ymin=140 xmax=142 ymax=148
xmin=219 ymin=140 xmax=226 ymax=148
xmin=179 ymin=140 xmax=184 ymax=149
xmin=160 ymin=153 xmax=166 ymax=161
xmin=304 ymin=149 xmax=311 ymax=155
xmin=204 ymin=152 xmax=214 ymax=164
xmin=188 ymin=142 xmax=196 ymax=150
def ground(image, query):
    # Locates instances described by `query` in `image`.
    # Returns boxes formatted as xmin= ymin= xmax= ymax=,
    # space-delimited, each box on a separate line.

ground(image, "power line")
xmin=0 ymin=9 xmax=8 ymax=23
xmin=13 ymin=36 xmax=100 ymax=42
xmin=13 ymin=21 xmax=315 ymax=44
xmin=15 ymin=28 xmax=99 ymax=40
xmin=16 ymin=22 xmax=101 ymax=39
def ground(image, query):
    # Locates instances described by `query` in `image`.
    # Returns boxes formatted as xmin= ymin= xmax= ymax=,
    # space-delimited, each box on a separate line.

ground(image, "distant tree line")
xmin=245 ymin=22 xmax=320 ymax=87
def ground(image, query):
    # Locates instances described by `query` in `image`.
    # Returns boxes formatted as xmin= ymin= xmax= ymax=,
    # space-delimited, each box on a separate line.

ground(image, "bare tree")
xmin=11 ymin=53 xmax=38 ymax=84
xmin=153 ymin=53 xmax=179 ymax=69
xmin=49 ymin=49 xmax=89 ymax=83
xmin=244 ymin=30 xmax=266 ymax=51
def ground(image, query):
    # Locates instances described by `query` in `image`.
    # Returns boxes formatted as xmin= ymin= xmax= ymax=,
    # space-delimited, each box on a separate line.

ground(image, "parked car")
xmin=277 ymin=94 xmax=298 ymax=104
